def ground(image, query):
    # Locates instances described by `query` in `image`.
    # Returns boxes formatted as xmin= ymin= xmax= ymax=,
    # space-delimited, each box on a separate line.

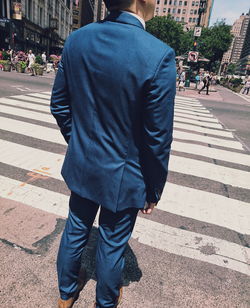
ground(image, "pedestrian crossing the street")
xmin=0 ymin=92 xmax=250 ymax=277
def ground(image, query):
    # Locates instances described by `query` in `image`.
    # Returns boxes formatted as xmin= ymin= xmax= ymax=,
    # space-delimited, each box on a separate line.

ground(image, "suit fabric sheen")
xmin=51 ymin=11 xmax=176 ymax=213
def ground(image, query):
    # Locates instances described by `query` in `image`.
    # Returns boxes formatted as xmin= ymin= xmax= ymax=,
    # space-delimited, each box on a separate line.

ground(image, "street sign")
xmin=187 ymin=51 xmax=199 ymax=63
xmin=194 ymin=26 xmax=202 ymax=37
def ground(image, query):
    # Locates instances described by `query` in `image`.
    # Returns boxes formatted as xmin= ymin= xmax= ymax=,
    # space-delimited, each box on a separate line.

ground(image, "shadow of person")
xmin=80 ymin=226 xmax=142 ymax=286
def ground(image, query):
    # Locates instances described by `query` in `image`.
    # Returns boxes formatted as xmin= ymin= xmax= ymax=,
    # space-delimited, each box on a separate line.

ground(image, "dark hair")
xmin=103 ymin=0 xmax=133 ymax=10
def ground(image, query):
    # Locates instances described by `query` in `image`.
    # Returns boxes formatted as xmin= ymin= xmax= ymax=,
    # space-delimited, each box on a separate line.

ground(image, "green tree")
xmin=227 ymin=63 xmax=237 ymax=75
xmin=195 ymin=21 xmax=233 ymax=70
xmin=146 ymin=15 xmax=190 ymax=56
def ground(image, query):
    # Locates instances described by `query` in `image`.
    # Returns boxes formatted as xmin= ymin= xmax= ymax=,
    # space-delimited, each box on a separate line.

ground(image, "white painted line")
xmin=172 ymin=141 xmax=250 ymax=166
xmin=1 ymin=137 xmax=249 ymax=190
xmin=0 ymin=117 xmax=65 ymax=144
xmin=175 ymin=103 xmax=207 ymax=110
xmin=8 ymin=94 xmax=49 ymax=104
xmin=0 ymin=98 xmax=49 ymax=112
xmin=0 ymin=104 xmax=56 ymax=124
xmin=174 ymin=122 xmax=234 ymax=138
xmin=1 ymin=175 xmax=249 ymax=276
xmin=175 ymin=106 xmax=211 ymax=114
xmin=133 ymin=218 xmax=250 ymax=276
xmin=0 ymin=140 xmax=63 ymax=180
xmin=174 ymin=130 xmax=244 ymax=151
xmin=174 ymin=109 xmax=214 ymax=118
xmin=160 ymin=183 xmax=250 ymax=234
xmin=26 ymin=93 xmax=51 ymax=100
xmin=42 ymin=91 xmax=52 ymax=95
xmin=176 ymin=96 xmax=199 ymax=102
xmin=170 ymin=155 xmax=250 ymax=190
xmin=175 ymin=112 xmax=219 ymax=123
xmin=175 ymin=116 xmax=223 ymax=129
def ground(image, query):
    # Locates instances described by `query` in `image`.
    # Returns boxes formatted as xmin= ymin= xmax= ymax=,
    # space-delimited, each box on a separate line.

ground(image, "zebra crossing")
xmin=0 ymin=91 xmax=250 ymax=277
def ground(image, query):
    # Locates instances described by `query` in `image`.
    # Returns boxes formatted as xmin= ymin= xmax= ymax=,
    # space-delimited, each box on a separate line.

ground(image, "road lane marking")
xmin=174 ymin=109 xmax=214 ymax=118
xmin=175 ymin=106 xmax=211 ymax=114
xmin=169 ymin=155 xmax=250 ymax=190
xmin=0 ymin=98 xmax=49 ymax=112
xmin=8 ymin=95 xmax=49 ymax=104
xmin=172 ymin=141 xmax=250 ymax=166
xmin=0 ymin=139 xmax=249 ymax=190
xmin=175 ymin=103 xmax=207 ymax=110
xmin=0 ymin=175 xmax=249 ymax=276
xmin=0 ymin=117 xmax=65 ymax=144
xmin=26 ymin=93 xmax=51 ymax=100
xmin=0 ymin=104 xmax=56 ymax=124
xmin=174 ymin=116 xmax=223 ymax=129
xmin=174 ymin=122 xmax=234 ymax=138
xmin=173 ymin=131 xmax=243 ymax=150
xmin=160 ymin=183 xmax=250 ymax=234
xmin=175 ymin=112 xmax=220 ymax=123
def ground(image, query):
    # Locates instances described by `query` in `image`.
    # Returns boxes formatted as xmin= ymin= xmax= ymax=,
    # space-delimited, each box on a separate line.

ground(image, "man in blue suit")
xmin=51 ymin=0 xmax=176 ymax=307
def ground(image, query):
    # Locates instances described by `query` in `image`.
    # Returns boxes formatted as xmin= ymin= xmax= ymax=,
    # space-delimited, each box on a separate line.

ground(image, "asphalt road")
xmin=0 ymin=70 xmax=250 ymax=308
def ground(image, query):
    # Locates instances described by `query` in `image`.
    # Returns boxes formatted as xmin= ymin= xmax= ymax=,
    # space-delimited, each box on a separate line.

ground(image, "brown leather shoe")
xmin=58 ymin=268 xmax=87 ymax=308
xmin=93 ymin=287 xmax=123 ymax=308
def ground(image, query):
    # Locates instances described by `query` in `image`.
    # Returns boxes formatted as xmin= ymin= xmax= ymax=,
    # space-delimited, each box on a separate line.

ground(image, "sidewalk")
xmin=178 ymin=84 xmax=250 ymax=104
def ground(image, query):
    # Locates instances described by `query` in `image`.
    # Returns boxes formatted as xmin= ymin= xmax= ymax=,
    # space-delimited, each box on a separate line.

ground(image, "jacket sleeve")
xmin=50 ymin=45 xmax=71 ymax=143
xmin=141 ymin=48 xmax=176 ymax=204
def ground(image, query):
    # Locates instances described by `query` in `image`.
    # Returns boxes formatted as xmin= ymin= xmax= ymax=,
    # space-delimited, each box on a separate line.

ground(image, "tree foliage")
xmin=146 ymin=17 xmax=233 ymax=70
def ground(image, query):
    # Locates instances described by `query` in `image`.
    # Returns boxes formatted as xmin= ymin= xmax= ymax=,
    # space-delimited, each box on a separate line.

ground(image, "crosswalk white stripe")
xmin=174 ymin=131 xmax=244 ymax=150
xmin=175 ymin=103 xmax=207 ymax=110
xmin=172 ymin=141 xmax=250 ymax=166
xmin=41 ymin=91 xmax=52 ymax=95
xmin=0 ymin=117 xmax=64 ymax=144
xmin=0 ymin=115 xmax=245 ymax=164
xmin=169 ymin=155 xmax=250 ymax=190
xmin=176 ymin=96 xmax=199 ymax=102
xmin=174 ymin=116 xmax=223 ymax=129
xmin=174 ymin=109 xmax=214 ymax=118
xmin=0 ymin=104 xmax=56 ymax=124
xmin=175 ymin=106 xmax=211 ymax=114
xmin=0 ymin=175 xmax=249 ymax=276
xmin=1 ymin=139 xmax=249 ymax=190
xmin=0 ymin=98 xmax=49 ymax=112
xmin=26 ymin=93 xmax=51 ymax=100
xmin=174 ymin=122 xmax=234 ymax=138
xmin=8 ymin=95 xmax=49 ymax=104
xmin=160 ymin=183 xmax=250 ymax=234
xmin=175 ymin=112 xmax=220 ymax=123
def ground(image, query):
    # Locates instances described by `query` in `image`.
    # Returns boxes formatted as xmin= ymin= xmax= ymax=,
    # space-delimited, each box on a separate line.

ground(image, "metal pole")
xmin=6 ymin=0 xmax=10 ymax=19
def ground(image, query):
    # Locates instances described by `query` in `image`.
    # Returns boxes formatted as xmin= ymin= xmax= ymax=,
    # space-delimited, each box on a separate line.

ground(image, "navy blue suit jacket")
xmin=51 ymin=11 xmax=176 ymax=213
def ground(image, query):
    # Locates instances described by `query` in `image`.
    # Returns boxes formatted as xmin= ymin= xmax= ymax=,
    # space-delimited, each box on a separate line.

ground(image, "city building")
xmin=0 ymin=0 xmax=73 ymax=54
xmin=154 ymin=0 xmax=214 ymax=30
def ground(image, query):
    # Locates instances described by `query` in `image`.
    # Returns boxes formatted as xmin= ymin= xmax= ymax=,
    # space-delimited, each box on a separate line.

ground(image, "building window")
xmin=196 ymin=1 xmax=199 ymax=6
xmin=164 ymin=0 xmax=168 ymax=4
xmin=190 ymin=9 xmax=193 ymax=14
xmin=168 ymin=8 xmax=171 ymax=13
xmin=181 ymin=17 xmax=185 ymax=22
xmin=176 ymin=17 xmax=180 ymax=21
xmin=172 ymin=8 xmax=176 ymax=13
xmin=179 ymin=0 xmax=182 ymax=5
xmin=174 ymin=0 xmax=177 ymax=5
xmin=192 ymin=1 xmax=195 ymax=6
xmin=182 ymin=9 xmax=186 ymax=14
xmin=39 ymin=7 xmax=43 ymax=26
xmin=194 ymin=9 xmax=197 ymax=14
xmin=169 ymin=0 xmax=172 ymax=4
xmin=189 ymin=17 xmax=192 ymax=22
xmin=163 ymin=8 xmax=167 ymax=12
xmin=193 ymin=17 xmax=196 ymax=22
xmin=156 ymin=7 xmax=159 ymax=12
xmin=157 ymin=0 xmax=160 ymax=4
xmin=178 ymin=9 xmax=181 ymax=14
xmin=184 ymin=1 xmax=187 ymax=6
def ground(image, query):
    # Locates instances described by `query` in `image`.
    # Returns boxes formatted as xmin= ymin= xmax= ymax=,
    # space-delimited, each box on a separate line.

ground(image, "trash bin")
xmin=185 ymin=79 xmax=190 ymax=87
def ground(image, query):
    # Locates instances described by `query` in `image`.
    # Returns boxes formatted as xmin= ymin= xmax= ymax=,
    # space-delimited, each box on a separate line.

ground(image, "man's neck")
xmin=121 ymin=9 xmax=146 ymax=29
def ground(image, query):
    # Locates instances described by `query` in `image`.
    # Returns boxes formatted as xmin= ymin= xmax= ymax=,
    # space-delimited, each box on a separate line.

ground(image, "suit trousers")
xmin=57 ymin=192 xmax=139 ymax=307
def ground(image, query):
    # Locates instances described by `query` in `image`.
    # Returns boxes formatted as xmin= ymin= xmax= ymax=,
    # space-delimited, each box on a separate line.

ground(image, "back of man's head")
xmin=103 ymin=0 xmax=133 ymax=10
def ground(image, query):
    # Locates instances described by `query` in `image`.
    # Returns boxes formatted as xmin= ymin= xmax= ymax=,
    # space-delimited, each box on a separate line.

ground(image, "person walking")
xmin=242 ymin=79 xmax=250 ymax=95
xmin=27 ymin=50 xmax=35 ymax=76
xmin=198 ymin=73 xmax=211 ymax=95
xmin=51 ymin=0 xmax=176 ymax=307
